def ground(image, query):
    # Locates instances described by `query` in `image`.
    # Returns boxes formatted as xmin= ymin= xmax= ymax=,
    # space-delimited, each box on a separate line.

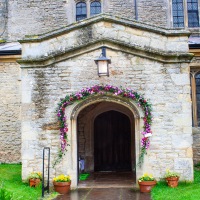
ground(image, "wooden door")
xmin=94 ymin=110 xmax=131 ymax=171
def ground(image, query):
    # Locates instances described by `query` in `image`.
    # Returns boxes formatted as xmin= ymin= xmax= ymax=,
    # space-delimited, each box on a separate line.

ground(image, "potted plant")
xmin=28 ymin=172 xmax=42 ymax=187
xmin=165 ymin=169 xmax=180 ymax=188
xmin=138 ymin=173 xmax=156 ymax=193
xmin=53 ymin=174 xmax=71 ymax=194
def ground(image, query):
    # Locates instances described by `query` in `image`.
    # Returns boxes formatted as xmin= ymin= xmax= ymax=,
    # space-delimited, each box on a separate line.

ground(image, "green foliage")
xmin=0 ymin=164 xmax=41 ymax=200
xmin=164 ymin=169 xmax=180 ymax=178
xmin=0 ymin=183 xmax=13 ymax=200
xmin=27 ymin=172 xmax=42 ymax=181
xmin=194 ymin=162 xmax=200 ymax=168
xmin=194 ymin=169 xmax=200 ymax=183
xmin=138 ymin=173 xmax=155 ymax=181
xmin=0 ymin=39 xmax=6 ymax=43
xmin=151 ymin=169 xmax=200 ymax=200
xmin=137 ymin=146 xmax=147 ymax=168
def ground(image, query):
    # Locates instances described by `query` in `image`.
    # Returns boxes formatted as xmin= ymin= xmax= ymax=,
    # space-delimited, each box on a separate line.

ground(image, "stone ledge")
xmin=17 ymin=39 xmax=193 ymax=67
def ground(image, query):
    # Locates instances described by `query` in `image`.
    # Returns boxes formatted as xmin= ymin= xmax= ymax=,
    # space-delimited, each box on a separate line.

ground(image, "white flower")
xmin=144 ymin=133 xmax=152 ymax=138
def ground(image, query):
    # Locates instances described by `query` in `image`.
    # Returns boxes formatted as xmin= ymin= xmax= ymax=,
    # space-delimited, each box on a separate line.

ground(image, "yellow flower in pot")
xmin=165 ymin=169 xmax=180 ymax=188
xmin=138 ymin=173 xmax=157 ymax=193
xmin=28 ymin=172 xmax=42 ymax=187
xmin=53 ymin=174 xmax=71 ymax=194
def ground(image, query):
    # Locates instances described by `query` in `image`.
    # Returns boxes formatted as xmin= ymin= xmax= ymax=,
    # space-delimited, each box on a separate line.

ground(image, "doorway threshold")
xmin=78 ymin=171 xmax=136 ymax=188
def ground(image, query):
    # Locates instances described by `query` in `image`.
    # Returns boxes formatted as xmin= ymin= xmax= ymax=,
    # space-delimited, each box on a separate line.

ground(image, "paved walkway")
xmin=54 ymin=188 xmax=151 ymax=200
xmin=78 ymin=172 xmax=135 ymax=188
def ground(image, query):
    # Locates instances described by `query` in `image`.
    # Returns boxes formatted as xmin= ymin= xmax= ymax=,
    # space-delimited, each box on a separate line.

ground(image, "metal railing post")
xmin=42 ymin=147 xmax=50 ymax=197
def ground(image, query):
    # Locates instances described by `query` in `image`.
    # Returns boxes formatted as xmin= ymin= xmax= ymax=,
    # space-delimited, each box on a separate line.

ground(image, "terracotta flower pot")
xmin=53 ymin=181 xmax=71 ymax=194
xmin=29 ymin=178 xmax=41 ymax=187
xmin=166 ymin=177 xmax=179 ymax=188
xmin=138 ymin=180 xmax=157 ymax=193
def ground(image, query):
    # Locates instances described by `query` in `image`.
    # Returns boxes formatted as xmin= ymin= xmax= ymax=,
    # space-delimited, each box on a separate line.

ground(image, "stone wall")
xmin=20 ymin=50 xmax=193 ymax=183
xmin=0 ymin=61 xmax=21 ymax=163
xmin=106 ymin=0 xmax=135 ymax=19
xmin=193 ymin=128 xmax=200 ymax=165
xmin=6 ymin=0 xmax=68 ymax=41
xmin=1 ymin=0 xmax=173 ymax=41
xmin=2 ymin=0 xmax=200 ymax=41
xmin=137 ymin=0 xmax=168 ymax=27
xmin=20 ymin=16 xmax=189 ymax=61
xmin=0 ymin=0 xmax=7 ymax=40
xmin=19 ymin=17 xmax=193 ymax=186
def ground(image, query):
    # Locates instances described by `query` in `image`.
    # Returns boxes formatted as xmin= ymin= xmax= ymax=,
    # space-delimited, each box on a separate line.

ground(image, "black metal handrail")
xmin=42 ymin=147 xmax=50 ymax=197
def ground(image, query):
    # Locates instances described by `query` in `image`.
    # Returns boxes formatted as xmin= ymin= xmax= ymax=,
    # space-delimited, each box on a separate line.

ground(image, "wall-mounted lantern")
xmin=94 ymin=47 xmax=111 ymax=77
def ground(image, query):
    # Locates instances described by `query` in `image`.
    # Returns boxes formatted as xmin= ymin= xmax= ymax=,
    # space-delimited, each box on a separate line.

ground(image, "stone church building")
xmin=1 ymin=0 xmax=200 ymax=188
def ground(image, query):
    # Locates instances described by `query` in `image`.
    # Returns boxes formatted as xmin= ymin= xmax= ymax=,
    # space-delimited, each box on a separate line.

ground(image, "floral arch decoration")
xmin=55 ymin=85 xmax=152 ymax=167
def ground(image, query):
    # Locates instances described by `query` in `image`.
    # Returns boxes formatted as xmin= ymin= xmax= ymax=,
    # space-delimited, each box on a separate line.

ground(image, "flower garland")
xmin=55 ymin=85 xmax=152 ymax=167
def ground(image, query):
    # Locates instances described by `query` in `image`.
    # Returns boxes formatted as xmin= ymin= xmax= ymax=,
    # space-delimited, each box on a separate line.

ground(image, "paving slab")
xmin=53 ymin=188 xmax=151 ymax=200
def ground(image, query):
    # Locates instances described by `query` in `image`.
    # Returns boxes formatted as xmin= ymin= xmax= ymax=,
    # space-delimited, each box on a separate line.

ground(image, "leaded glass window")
xmin=187 ymin=0 xmax=199 ymax=27
xmin=76 ymin=2 xmax=87 ymax=21
xmin=90 ymin=1 xmax=101 ymax=16
xmin=172 ymin=0 xmax=184 ymax=27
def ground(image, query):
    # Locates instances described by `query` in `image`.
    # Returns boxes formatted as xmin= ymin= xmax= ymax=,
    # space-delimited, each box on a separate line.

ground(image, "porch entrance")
xmin=94 ymin=110 xmax=131 ymax=172
xmin=77 ymin=101 xmax=136 ymax=187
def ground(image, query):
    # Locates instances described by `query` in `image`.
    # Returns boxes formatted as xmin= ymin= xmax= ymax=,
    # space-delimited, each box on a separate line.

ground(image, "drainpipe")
xmin=135 ymin=0 xmax=138 ymax=20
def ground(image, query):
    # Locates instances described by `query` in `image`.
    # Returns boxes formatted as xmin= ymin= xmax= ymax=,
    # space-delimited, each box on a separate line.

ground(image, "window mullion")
xmin=191 ymin=71 xmax=198 ymax=127
xmin=184 ymin=0 xmax=188 ymax=27
xmin=87 ymin=1 xmax=90 ymax=18
xmin=198 ymin=0 xmax=200 ymax=26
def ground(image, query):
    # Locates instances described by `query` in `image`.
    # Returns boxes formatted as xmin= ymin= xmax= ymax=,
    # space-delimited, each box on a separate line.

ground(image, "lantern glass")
xmin=98 ymin=60 xmax=108 ymax=75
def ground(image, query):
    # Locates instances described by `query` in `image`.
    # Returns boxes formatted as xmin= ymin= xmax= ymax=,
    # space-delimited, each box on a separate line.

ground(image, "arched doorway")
xmin=67 ymin=94 xmax=144 ymax=187
xmin=94 ymin=110 xmax=131 ymax=172
xmin=76 ymin=102 xmax=136 ymax=187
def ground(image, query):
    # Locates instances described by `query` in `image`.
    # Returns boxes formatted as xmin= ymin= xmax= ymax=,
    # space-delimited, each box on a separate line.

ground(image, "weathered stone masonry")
xmin=18 ymin=15 xmax=194 ymax=187
xmin=193 ymin=128 xmax=200 ymax=164
xmin=138 ymin=0 xmax=169 ymax=27
xmin=0 ymin=0 xmax=7 ymax=39
xmin=0 ymin=0 xmax=199 ymax=186
xmin=6 ymin=0 xmax=68 ymax=41
xmin=1 ymin=0 xmax=171 ymax=41
xmin=0 ymin=61 xmax=21 ymax=163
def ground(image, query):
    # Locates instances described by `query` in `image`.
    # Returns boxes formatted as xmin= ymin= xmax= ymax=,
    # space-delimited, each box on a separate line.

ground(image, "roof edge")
xmin=17 ymin=39 xmax=193 ymax=67
xmin=19 ymin=14 xmax=191 ymax=43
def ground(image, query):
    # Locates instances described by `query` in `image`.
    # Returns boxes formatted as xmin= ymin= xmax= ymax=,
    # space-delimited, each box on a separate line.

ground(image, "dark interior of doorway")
xmin=94 ymin=110 xmax=131 ymax=172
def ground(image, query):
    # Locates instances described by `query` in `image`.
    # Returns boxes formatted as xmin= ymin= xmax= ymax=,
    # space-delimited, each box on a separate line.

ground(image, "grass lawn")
xmin=0 ymin=164 xmax=41 ymax=200
xmin=151 ymin=169 xmax=200 ymax=200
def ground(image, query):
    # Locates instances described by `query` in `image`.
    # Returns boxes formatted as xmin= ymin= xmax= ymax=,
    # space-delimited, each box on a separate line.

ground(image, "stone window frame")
xmin=170 ymin=0 xmax=200 ymax=28
xmin=190 ymin=67 xmax=200 ymax=127
xmin=75 ymin=0 xmax=102 ymax=21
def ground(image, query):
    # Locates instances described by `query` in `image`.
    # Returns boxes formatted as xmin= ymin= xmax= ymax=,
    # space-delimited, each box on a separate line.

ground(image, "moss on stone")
xmin=0 ymin=39 xmax=6 ymax=43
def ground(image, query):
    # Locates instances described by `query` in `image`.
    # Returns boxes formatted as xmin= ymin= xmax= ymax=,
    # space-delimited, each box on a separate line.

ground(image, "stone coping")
xmin=19 ymin=14 xmax=191 ymax=43
xmin=17 ymin=39 xmax=193 ymax=67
